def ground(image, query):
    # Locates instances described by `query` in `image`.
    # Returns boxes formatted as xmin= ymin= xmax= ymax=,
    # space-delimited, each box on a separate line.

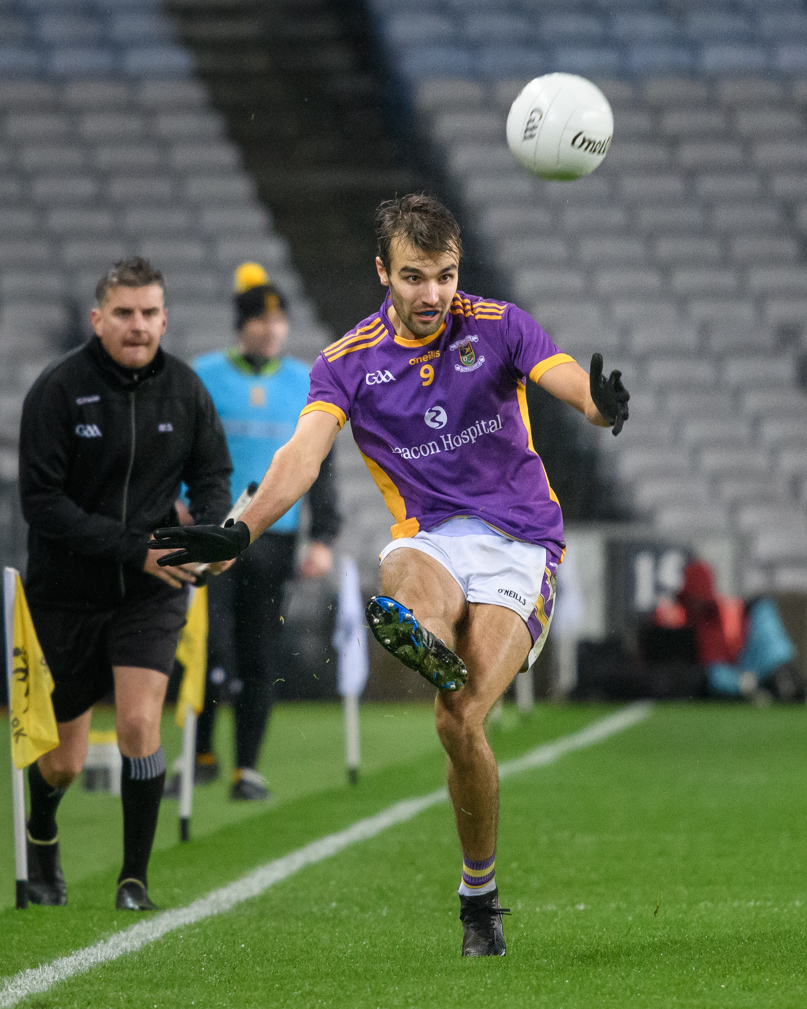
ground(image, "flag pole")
xmin=343 ymin=693 xmax=360 ymax=785
xmin=4 ymin=567 xmax=28 ymax=909
xmin=178 ymin=708 xmax=197 ymax=842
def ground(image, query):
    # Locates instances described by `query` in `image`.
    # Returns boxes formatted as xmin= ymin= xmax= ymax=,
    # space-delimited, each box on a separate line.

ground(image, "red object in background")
xmin=654 ymin=559 xmax=746 ymax=665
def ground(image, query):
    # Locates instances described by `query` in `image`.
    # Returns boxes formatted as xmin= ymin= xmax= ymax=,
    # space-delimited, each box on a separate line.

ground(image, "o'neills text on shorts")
xmin=392 ymin=414 xmax=502 ymax=461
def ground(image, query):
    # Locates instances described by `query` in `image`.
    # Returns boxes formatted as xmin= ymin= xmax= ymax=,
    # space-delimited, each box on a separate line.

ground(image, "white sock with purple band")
xmin=458 ymin=852 xmax=496 ymax=897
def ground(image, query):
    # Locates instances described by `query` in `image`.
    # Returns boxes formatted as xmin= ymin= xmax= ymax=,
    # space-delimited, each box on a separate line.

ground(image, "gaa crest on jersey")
xmin=450 ymin=334 xmax=485 ymax=373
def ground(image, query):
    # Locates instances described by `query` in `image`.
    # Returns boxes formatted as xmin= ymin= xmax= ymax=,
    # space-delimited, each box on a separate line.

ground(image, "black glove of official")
xmin=149 ymin=519 xmax=251 ymax=567
xmin=589 ymin=353 xmax=630 ymax=436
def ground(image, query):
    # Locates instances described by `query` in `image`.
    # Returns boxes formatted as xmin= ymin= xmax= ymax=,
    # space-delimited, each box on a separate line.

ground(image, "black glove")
xmin=149 ymin=519 xmax=251 ymax=566
xmin=589 ymin=353 xmax=630 ymax=436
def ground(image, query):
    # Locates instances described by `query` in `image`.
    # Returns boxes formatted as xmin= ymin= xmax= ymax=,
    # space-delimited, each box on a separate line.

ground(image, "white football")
xmin=506 ymin=73 xmax=613 ymax=181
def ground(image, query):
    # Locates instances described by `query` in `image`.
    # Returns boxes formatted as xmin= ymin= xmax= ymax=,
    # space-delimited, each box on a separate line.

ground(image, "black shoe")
xmin=459 ymin=888 xmax=510 ymax=957
xmin=163 ymin=755 xmax=220 ymax=798
xmin=116 ymin=878 xmax=159 ymax=911
xmin=366 ymin=596 xmax=467 ymax=691
xmin=230 ymin=767 xmax=273 ymax=801
xmin=26 ymin=831 xmax=67 ymax=906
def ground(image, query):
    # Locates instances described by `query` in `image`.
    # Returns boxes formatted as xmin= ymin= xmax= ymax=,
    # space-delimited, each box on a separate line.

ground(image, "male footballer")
xmin=19 ymin=258 xmax=232 ymax=911
xmin=151 ymin=194 xmax=629 ymax=954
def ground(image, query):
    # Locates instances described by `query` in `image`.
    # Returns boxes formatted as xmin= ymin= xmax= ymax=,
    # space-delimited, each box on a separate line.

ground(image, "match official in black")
xmin=18 ymin=257 xmax=232 ymax=911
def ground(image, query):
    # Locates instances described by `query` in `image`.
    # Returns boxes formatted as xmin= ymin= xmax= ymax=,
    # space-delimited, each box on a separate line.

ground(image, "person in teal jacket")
xmin=166 ymin=263 xmax=340 ymax=800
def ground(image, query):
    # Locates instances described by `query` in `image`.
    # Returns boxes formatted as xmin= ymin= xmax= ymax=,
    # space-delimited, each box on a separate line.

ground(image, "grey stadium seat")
xmin=578 ymin=237 xmax=647 ymax=265
xmin=107 ymin=175 xmax=175 ymax=204
xmin=46 ymin=207 xmax=117 ymax=237
xmin=137 ymin=238 xmax=206 ymax=268
xmin=654 ymin=237 xmax=722 ymax=266
xmin=512 ymin=268 xmax=586 ymax=303
xmin=61 ymin=239 xmax=130 ymax=268
xmin=710 ymin=202 xmax=783 ymax=232
xmin=0 ymin=208 xmax=42 ymax=236
xmin=595 ymin=268 xmax=662 ymax=297
xmin=95 ymin=143 xmax=163 ymax=172
xmin=627 ymin=323 xmax=700 ymax=355
xmin=671 ymin=268 xmax=739 ymax=297
xmin=697 ymin=446 xmax=770 ymax=480
xmin=198 ymin=207 xmax=271 ymax=236
xmin=616 ymin=172 xmax=686 ymax=202
xmin=494 ymin=237 xmax=572 ymax=269
xmin=730 ymin=236 xmax=799 ymax=265
xmin=687 ymin=298 xmax=757 ymax=326
xmin=744 ymin=388 xmax=807 ymax=420
xmin=78 ymin=112 xmax=147 ymax=141
xmin=654 ymin=504 xmax=730 ymax=534
xmin=694 ymin=172 xmax=762 ymax=200
xmin=30 ymin=174 xmax=99 ymax=204
xmin=4 ymin=112 xmax=69 ymax=141
xmin=184 ymin=174 xmax=258 ymax=204
xmin=748 ymin=266 xmax=807 ymax=297
xmin=645 ymin=357 xmax=717 ymax=389
xmin=123 ymin=207 xmax=194 ymax=237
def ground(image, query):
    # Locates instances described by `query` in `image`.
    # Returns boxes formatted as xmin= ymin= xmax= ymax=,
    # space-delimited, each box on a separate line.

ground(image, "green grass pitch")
xmin=1 ymin=701 xmax=806 ymax=1007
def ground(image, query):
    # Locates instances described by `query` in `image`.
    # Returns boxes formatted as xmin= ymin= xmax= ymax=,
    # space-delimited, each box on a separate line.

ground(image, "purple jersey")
xmin=302 ymin=291 xmax=575 ymax=555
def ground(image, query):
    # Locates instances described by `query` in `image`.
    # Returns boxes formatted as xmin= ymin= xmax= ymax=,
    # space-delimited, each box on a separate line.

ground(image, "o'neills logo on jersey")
xmin=570 ymin=131 xmax=611 ymax=156
xmin=409 ymin=350 xmax=440 ymax=366
xmin=392 ymin=414 xmax=503 ymax=461
xmin=366 ymin=370 xmax=396 ymax=385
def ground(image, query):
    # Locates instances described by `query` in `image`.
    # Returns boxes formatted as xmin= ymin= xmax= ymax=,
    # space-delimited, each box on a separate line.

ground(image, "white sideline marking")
xmin=1 ymin=702 xmax=651 ymax=1007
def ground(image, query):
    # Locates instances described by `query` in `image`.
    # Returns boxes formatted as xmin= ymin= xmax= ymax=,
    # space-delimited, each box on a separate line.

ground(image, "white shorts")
xmin=379 ymin=518 xmax=558 ymax=663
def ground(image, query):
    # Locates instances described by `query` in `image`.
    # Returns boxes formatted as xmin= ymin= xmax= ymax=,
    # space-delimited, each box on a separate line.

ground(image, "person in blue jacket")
xmin=166 ymin=263 xmax=341 ymax=800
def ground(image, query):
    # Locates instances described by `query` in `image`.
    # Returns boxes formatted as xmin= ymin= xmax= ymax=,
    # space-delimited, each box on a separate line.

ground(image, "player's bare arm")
xmin=150 ymin=410 xmax=339 ymax=565
xmin=537 ymin=354 xmax=630 ymax=435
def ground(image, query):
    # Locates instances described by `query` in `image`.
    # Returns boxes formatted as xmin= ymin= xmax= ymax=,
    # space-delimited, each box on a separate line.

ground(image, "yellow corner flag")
xmin=9 ymin=573 xmax=59 ymax=769
xmin=175 ymin=585 xmax=208 ymax=727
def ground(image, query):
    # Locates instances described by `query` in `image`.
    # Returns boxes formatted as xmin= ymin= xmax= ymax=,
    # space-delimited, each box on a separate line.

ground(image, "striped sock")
xmin=458 ymin=852 xmax=496 ymax=897
xmin=119 ymin=746 xmax=166 ymax=887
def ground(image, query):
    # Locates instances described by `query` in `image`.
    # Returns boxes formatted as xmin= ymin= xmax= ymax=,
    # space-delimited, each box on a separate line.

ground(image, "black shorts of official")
xmin=29 ymin=584 xmax=189 ymax=724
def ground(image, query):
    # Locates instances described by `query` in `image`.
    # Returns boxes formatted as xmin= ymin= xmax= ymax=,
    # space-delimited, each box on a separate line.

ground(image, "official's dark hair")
xmin=95 ymin=257 xmax=165 ymax=306
xmin=375 ymin=193 xmax=462 ymax=271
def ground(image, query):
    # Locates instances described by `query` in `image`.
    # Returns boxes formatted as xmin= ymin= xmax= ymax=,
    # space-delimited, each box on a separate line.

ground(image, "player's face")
xmin=376 ymin=239 xmax=459 ymax=340
xmin=90 ymin=284 xmax=167 ymax=370
xmin=238 ymin=310 xmax=288 ymax=359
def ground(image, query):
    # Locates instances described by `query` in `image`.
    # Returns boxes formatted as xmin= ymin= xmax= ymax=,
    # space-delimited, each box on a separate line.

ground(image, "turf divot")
xmin=0 ymin=702 xmax=650 ymax=1007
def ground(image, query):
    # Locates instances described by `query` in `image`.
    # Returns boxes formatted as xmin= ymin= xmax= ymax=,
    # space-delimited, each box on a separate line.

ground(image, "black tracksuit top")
xmin=19 ymin=336 xmax=232 ymax=609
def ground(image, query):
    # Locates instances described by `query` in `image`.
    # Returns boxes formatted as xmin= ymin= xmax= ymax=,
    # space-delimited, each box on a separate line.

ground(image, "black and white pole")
xmin=343 ymin=693 xmax=360 ymax=785
xmin=178 ymin=707 xmax=197 ymax=842
xmin=4 ymin=567 xmax=28 ymax=909
xmin=515 ymin=665 xmax=535 ymax=714
xmin=333 ymin=556 xmax=369 ymax=787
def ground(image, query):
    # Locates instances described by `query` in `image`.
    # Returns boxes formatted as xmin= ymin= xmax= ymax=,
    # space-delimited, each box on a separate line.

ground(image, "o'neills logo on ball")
xmin=570 ymin=131 xmax=612 ymax=156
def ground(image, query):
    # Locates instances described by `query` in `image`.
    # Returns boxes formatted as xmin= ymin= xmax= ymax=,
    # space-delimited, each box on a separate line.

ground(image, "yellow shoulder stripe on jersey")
xmin=324 ymin=321 xmax=385 ymax=357
xmin=516 ymin=382 xmax=561 ymax=507
xmin=529 ymin=353 xmax=577 ymax=384
xmin=325 ymin=330 xmax=387 ymax=361
xmin=324 ymin=320 xmax=385 ymax=359
xmin=300 ymin=401 xmax=347 ymax=429
xmin=324 ymin=318 xmax=385 ymax=357
xmin=359 ymin=450 xmax=421 ymax=539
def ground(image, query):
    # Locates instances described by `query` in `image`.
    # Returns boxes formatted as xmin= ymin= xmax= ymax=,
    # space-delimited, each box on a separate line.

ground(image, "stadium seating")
xmin=370 ymin=0 xmax=807 ymax=593
xmin=0 ymin=0 xmax=335 ymax=574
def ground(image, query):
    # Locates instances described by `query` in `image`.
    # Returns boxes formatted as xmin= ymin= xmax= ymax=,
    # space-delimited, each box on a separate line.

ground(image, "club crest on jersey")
xmin=450 ymin=334 xmax=485 ymax=373
xmin=365 ymin=369 xmax=396 ymax=385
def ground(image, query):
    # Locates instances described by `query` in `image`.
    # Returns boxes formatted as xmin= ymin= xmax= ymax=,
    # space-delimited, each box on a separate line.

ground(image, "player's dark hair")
xmin=375 ymin=194 xmax=463 ymax=271
xmin=95 ymin=257 xmax=165 ymax=306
